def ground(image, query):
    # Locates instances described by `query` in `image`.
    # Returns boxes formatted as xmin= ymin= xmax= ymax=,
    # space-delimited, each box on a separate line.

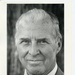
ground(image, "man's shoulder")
xmin=55 ymin=67 xmax=64 ymax=75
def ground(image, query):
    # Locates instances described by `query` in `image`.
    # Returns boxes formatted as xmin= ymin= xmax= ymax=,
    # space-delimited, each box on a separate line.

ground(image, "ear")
xmin=15 ymin=46 xmax=19 ymax=58
xmin=15 ymin=50 xmax=18 ymax=57
xmin=56 ymin=38 xmax=62 ymax=54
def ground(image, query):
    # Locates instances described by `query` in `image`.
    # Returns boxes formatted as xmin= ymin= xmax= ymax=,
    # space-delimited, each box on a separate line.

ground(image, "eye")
xmin=40 ymin=40 xmax=47 ymax=44
xmin=37 ymin=39 xmax=49 ymax=44
xmin=20 ymin=38 xmax=31 ymax=45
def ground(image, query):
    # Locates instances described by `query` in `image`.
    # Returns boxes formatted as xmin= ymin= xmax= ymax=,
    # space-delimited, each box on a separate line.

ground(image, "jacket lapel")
xmin=55 ymin=67 xmax=64 ymax=75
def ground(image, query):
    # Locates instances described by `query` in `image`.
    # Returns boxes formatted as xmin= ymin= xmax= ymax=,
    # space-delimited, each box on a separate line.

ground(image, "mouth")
xmin=27 ymin=60 xmax=42 ymax=61
xmin=27 ymin=60 xmax=43 ymax=65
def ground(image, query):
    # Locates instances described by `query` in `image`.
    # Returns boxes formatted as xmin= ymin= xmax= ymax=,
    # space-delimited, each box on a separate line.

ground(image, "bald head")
xmin=15 ymin=8 xmax=62 ymax=40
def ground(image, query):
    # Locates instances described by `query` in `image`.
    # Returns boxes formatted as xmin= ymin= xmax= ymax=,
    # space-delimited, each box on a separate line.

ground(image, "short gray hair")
xmin=15 ymin=8 xmax=62 ymax=41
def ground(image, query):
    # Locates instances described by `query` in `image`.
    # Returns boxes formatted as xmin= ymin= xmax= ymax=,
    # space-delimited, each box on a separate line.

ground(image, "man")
xmin=15 ymin=8 xmax=64 ymax=75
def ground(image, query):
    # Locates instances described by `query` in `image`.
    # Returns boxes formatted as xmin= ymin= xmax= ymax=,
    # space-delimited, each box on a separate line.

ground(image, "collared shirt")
xmin=24 ymin=63 xmax=57 ymax=75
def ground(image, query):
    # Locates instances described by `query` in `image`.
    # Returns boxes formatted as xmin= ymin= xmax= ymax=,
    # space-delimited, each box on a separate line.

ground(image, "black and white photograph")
xmin=7 ymin=4 xmax=64 ymax=75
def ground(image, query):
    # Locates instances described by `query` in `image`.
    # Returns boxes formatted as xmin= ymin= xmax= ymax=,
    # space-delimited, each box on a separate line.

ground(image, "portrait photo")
xmin=7 ymin=4 xmax=64 ymax=75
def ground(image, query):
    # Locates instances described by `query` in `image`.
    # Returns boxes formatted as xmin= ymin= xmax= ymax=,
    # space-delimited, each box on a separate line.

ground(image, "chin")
xmin=27 ymin=65 xmax=45 ymax=75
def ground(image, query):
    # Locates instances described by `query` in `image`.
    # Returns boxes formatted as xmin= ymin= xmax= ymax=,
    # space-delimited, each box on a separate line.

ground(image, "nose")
xmin=29 ymin=41 xmax=40 ymax=56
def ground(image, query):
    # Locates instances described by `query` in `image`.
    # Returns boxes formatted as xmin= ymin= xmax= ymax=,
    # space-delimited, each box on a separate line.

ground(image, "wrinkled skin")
xmin=15 ymin=22 xmax=61 ymax=75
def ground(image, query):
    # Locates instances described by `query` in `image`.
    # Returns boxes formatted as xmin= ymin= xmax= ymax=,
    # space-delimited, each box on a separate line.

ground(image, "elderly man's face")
xmin=15 ymin=21 xmax=60 ymax=75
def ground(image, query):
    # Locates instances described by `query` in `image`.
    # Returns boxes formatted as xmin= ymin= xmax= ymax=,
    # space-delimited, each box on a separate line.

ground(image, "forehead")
xmin=15 ymin=22 xmax=55 ymax=39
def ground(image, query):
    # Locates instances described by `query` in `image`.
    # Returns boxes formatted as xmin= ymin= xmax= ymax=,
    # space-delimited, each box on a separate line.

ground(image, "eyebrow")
xmin=36 ymin=38 xmax=48 ymax=41
xmin=21 ymin=38 xmax=49 ymax=40
xmin=20 ymin=38 xmax=31 ymax=43
xmin=20 ymin=38 xmax=50 ymax=43
xmin=20 ymin=38 xmax=30 ymax=40
xmin=37 ymin=38 xmax=50 ymax=43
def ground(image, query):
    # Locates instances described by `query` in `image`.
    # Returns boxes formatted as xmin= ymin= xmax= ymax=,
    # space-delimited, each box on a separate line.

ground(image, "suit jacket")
xmin=55 ymin=67 xmax=64 ymax=75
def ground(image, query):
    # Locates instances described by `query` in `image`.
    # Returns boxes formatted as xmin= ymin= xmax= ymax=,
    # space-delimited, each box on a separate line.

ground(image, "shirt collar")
xmin=48 ymin=63 xmax=57 ymax=75
xmin=24 ymin=63 xmax=57 ymax=75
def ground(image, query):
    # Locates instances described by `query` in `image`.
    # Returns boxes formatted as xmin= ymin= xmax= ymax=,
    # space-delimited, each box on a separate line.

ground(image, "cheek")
xmin=44 ymin=48 xmax=55 ymax=60
xmin=16 ymin=45 xmax=28 ymax=58
xmin=39 ymin=46 xmax=56 ymax=71
xmin=42 ymin=45 xmax=57 ymax=61
xmin=16 ymin=45 xmax=28 ymax=67
xmin=42 ymin=44 xmax=57 ymax=55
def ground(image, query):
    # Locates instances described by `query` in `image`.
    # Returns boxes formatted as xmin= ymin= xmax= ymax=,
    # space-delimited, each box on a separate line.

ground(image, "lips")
xmin=25 ymin=56 xmax=44 ymax=64
xmin=26 ymin=59 xmax=43 ymax=65
xmin=26 ymin=58 xmax=44 ymax=61
xmin=27 ymin=60 xmax=43 ymax=61
xmin=27 ymin=59 xmax=43 ymax=63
